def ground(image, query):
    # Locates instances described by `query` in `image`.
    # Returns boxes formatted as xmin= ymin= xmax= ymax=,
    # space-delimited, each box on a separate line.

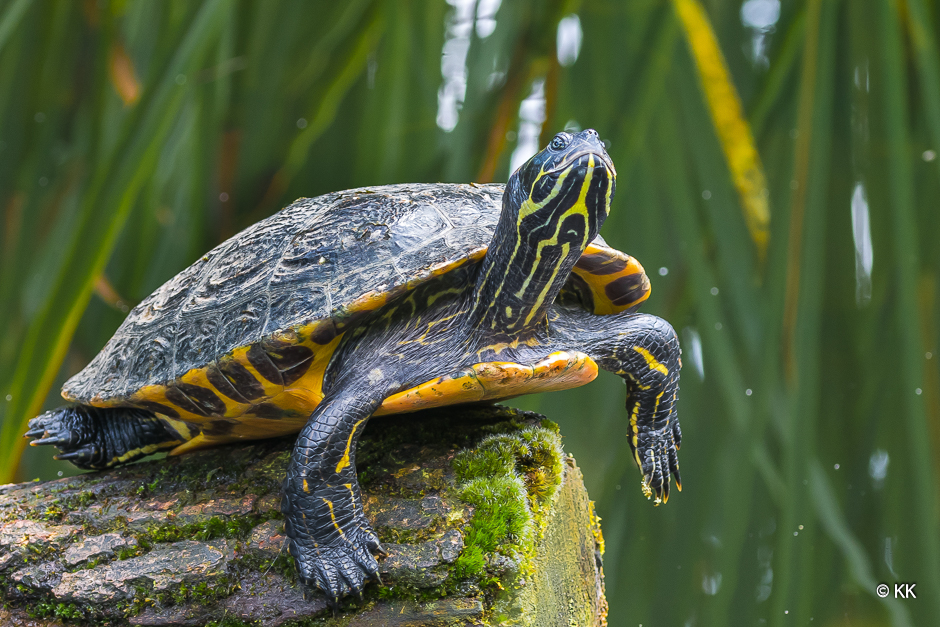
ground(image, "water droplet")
xmin=702 ymin=190 xmax=712 ymax=200
xmin=296 ymin=118 xmax=308 ymax=129
xmin=658 ymin=267 xmax=668 ymax=276
xmin=34 ymin=112 xmax=45 ymax=123
xmin=710 ymin=287 xmax=719 ymax=295
xmin=746 ymin=389 xmax=753 ymax=396
xmin=4 ymin=394 xmax=11 ymax=401
xmin=927 ymin=352 xmax=933 ymax=359
xmin=834 ymin=463 xmax=840 ymax=470
xmin=39 ymin=177 xmax=48 ymax=187
xmin=790 ymin=179 xmax=798 ymax=189
xmin=793 ymin=531 xmax=798 ymax=536
xmin=915 ymin=388 xmax=922 ymax=395
xmin=715 ymin=322 xmax=722 ymax=330
xmin=219 ymin=192 xmax=229 ymax=202
xmin=57 ymin=471 xmax=63 ymax=477
xmin=798 ymin=524 xmax=804 ymax=530
xmin=923 ymin=149 xmax=937 ymax=162
xmin=615 ymin=484 xmax=621 ymax=490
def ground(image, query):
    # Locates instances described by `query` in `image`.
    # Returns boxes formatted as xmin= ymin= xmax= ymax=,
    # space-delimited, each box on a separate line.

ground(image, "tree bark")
xmin=0 ymin=405 xmax=606 ymax=626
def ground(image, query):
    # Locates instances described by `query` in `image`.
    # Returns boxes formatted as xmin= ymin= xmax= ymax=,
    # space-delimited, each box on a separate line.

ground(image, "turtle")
xmin=27 ymin=129 xmax=682 ymax=603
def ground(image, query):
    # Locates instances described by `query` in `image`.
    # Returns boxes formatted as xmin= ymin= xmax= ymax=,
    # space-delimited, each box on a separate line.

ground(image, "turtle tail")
xmin=25 ymin=405 xmax=181 ymax=470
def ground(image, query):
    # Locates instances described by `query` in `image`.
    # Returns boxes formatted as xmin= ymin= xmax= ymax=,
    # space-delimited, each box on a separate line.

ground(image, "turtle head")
xmin=470 ymin=129 xmax=617 ymax=335
xmin=506 ymin=129 xmax=616 ymax=243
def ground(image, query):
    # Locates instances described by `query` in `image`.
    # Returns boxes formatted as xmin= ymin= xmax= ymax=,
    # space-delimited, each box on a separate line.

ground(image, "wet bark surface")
xmin=0 ymin=406 xmax=606 ymax=626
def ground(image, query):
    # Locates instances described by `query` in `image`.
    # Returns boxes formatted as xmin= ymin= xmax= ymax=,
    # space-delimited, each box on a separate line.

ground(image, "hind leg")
xmin=26 ymin=406 xmax=182 ymax=470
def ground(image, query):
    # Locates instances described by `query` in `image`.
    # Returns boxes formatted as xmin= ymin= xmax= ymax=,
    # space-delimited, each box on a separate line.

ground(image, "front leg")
xmin=551 ymin=309 xmax=682 ymax=502
xmin=283 ymin=387 xmax=385 ymax=604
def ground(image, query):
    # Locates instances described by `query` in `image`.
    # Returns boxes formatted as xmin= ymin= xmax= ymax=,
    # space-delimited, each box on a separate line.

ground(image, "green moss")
xmin=26 ymin=600 xmax=87 ymax=622
xmin=115 ymin=544 xmax=142 ymax=560
xmin=39 ymin=499 xmax=66 ymax=521
xmin=451 ymin=425 xmax=564 ymax=583
xmin=137 ymin=513 xmax=268 ymax=549
xmin=162 ymin=577 xmax=237 ymax=606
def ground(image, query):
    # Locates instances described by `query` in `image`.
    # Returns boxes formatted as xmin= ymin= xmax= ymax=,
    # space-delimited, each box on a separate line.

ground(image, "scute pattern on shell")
xmin=63 ymin=183 xmax=507 ymax=403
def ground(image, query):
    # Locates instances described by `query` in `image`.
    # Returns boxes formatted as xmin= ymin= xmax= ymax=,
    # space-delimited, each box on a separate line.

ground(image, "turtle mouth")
xmin=550 ymin=150 xmax=616 ymax=180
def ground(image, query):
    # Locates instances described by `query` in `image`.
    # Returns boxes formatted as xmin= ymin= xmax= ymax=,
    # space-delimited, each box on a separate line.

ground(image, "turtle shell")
xmin=63 ymin=183 xmax=649 ymax=411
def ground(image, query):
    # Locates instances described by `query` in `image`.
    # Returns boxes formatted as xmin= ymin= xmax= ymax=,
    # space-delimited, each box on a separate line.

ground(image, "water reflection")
xmin=756 ymin=545 xmax=773 ymax=602
xmin=683 ymin=327 xmax=705 ymax=381
xmin=850 ymin=182 xmax=873 ymax=306
xmin=868 ymin=449 xmax=889 ymax=490
xmin=509 ymin=79 xmax=546 ymax=174
xmin=475 ymin=0 xmax=501 ymax=38
xmin=437 ymin=0 xmax=476 ymax=132
xmin=556 ymin=14 xmax=582 ymax=67
xmin=740 ymin=0 xmax=780 ymax=68
xmin=702 ymin=571 xmax=722 ymax=595
xmin=885 ymin=537 xmax=899 ymax=578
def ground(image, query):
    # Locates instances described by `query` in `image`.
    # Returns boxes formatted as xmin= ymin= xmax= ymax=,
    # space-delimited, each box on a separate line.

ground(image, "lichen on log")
xmin=0 ymin=405 xmax=606 ymax=626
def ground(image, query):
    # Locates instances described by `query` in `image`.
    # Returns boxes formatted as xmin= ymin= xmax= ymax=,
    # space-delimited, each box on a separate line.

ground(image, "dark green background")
xmin=1 ymin=1 xmax=938 ymax=625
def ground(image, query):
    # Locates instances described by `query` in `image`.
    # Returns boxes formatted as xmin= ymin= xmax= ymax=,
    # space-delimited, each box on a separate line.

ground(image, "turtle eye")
xmin=550 ymin=134 xmax=569 ymax=151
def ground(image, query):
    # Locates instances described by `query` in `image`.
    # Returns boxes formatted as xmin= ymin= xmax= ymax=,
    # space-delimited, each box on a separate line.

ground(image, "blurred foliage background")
xmin=1 ymin=0 xmax=939 ymax=624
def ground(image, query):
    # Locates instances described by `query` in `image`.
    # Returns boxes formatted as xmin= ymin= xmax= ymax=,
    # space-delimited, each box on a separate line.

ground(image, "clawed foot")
xmin=634 ymin=417 xmax=682 ymax=504
xmin=289 ymin=521 xmax=385 ymax=607
xmin=25 ymin=408 xmax=103 ymax=469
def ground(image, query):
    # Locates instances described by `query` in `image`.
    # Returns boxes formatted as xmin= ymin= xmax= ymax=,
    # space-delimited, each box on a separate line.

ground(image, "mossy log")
xmin=0 ymin=406 xmax=607 ymax=627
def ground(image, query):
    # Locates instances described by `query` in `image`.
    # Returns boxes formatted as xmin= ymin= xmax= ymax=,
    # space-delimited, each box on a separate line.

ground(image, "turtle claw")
xmin=26 ymin=411 xmax=84 ymax=452
xmin=31 ymin=435 xmax=66 ymax=447
xmin=290 ymin=526 xmax=381 ymax=606
xmin=634 ymin=417 xmax=681 ymax=505
xmin=24 ymin=407 xmax=110 ymax=469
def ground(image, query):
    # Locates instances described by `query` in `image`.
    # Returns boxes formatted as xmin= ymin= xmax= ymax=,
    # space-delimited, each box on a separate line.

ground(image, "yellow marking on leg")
xmin=629 ymin=401 xmax=642 ymax=467
xmin=321 ymin=497 xmax=349 ymax=543
xmin=303 ymin=478 xmax=310 ymax=494
xmin=112 ymin=441 xmax=179 ymax=465
xmin=633 ymin=346 xmax=669 ymax=376
xmin=335 ymin=418 xmax=368 ymax=473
